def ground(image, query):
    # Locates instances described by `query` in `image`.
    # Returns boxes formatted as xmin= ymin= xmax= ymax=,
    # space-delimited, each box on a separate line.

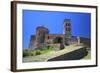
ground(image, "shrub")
xmin=32 ymin=50 xmax=42 ymax=56
xmin=23 ymin=51 xmax=30 ymax=57
xmin=47 ymin=45 xmax=54 ymax=50
xmin=35 ymin=50 xmax=42 ymax=55
xmin=31 ymin=46 xmax=54 ymax=56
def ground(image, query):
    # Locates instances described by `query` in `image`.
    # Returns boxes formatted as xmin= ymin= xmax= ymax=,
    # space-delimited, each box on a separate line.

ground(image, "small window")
xmin=65 ymin=23 xmax=70 ymax=26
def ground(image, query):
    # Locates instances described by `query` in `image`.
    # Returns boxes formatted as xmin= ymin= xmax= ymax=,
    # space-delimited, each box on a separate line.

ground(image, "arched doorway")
xmin=53 ymin=37 xmax=64 ymax=50
xmin=53 ymin=37 xmax=63 ymax=43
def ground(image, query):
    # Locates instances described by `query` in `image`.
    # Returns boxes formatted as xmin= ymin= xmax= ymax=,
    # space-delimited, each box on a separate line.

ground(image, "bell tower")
xmin=64 ymin=19 xmax=71 ymax=45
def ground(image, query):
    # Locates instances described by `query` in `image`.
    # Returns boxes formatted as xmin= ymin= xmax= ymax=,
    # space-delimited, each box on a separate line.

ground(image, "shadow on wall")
xmin=48 ymin=47 xmax=88 ymax=61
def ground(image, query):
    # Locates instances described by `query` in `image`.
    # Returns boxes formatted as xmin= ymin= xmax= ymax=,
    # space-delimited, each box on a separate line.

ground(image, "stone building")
xmin=29 ymin=19 xmax=78 ymax=50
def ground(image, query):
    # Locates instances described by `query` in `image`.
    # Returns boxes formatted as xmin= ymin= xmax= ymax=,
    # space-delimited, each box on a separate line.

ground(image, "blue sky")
xmin=23 ymin=10 xmax=91 ymax=49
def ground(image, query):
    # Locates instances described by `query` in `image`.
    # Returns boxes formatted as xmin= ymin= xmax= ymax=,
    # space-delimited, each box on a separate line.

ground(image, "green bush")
xmin=32 ymin=50 xmax=42 ymax=56
xmin=30 ymin=46 xmax=54 ymax=56
xmin=35 ymin=50 xmax=42 ymax=55
xmin=23 ymin=51 xmax=30 ymax=57
xmin=46 ymin=45 xmax=54 ymax=50
xmin=40 ymin=46 xmax=54 ymax=54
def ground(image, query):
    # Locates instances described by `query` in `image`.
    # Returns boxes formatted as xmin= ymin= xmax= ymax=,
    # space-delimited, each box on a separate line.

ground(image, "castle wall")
xmin=28 ymin=35 xmax=36 ymax=50
xmin=45 ymin=34 xmax=64 ymax=44
xmin=29 ymin=19 xmax=73 ymax=50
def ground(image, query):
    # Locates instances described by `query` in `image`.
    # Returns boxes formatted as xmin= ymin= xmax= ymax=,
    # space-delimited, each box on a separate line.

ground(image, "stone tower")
xmin=36 ymin=26 xmax=49 ymax=49
xmin=64 ymin=19 xmax=71 ymax=45
xmin=29 ymin=35 xmax=36 ymax=50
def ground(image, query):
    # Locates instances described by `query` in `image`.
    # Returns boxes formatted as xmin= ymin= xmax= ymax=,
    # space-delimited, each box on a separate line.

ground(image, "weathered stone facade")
xmin=29 ymin=19 xmax=77 ymax=50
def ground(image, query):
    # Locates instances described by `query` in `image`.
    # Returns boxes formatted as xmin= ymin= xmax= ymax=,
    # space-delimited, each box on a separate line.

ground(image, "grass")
xmin=23 ymin=44 xmax=86 ymax=62
xmin=23 ymin=45 xmax=91 ymax=62
xmin=23 ymin=45 xmax=54 ymax=57
xmin=32 ymin=46 xmax=54 ymax=55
